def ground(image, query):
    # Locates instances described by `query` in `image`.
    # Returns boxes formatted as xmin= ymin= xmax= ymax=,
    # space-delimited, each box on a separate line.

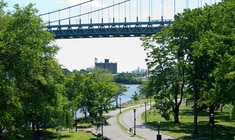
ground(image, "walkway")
xmin=103 ymin=107 xmax=141 ymax=140
xmin=120 ymin=104 xmax=176 ymax=140
xmin=102 ymin=103 xmax=176 ymax=140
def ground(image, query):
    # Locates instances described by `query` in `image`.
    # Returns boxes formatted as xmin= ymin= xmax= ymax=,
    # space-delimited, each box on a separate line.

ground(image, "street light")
xmin=210 ymin=113 xmax=214 ymax=140
xmin=145 ymin=102 xmax=147 ymax=122
xmin=119 ymin=98 xmax=122 ymax=114
xmin=133 ymin=108 xmax=136 ymax=135
xmin=157 ymin=121 xmax=162 ymax=140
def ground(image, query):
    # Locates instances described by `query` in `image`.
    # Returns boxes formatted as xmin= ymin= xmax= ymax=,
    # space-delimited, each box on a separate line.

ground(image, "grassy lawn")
xmin=50 ymin=131 xmax=102 ymax=140
xmin=16 ymin=129 xmax=102 ymax=140
xmin=142 ymin=104 xmax=235 ymax=140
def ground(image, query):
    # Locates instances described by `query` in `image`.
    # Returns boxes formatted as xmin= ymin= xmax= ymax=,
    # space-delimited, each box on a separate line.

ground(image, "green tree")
xmin=67 ymin=68 xmax=118 ymax=122
xmin=142 ymin=0 xmax=235 ymax=134
xmin=141 ymin=26 xmax=186 ymax=123
xmin=131 ymin=91 xmax=140 ymax=102
xmin=113 ymin=84 xmax=128 ymax=108
xmin=0 ymin=2 xmax=69 ymax=138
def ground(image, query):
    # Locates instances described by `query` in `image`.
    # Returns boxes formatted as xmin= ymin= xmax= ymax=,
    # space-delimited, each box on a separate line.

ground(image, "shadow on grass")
xmin=146 ymin=120 xmax=235 ymax=140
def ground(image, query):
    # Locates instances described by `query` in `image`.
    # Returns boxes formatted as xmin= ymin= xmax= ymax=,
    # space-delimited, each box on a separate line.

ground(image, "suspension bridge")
xmin=40 ymin=0 xmax=219 ymax=39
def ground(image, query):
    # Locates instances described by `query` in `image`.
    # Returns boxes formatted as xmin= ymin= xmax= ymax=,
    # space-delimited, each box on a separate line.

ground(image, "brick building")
xmin=95 ymin=59 xmax=117 ymax=74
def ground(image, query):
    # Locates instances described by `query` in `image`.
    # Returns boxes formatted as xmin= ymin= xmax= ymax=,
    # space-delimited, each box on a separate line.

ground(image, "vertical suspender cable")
xmin=136 ymin=0 xmax=138 ymax=22
xmin=186 ymin=0 xmax=188 ymax=9
xmin=88 ymin=2 xmax=90 ymax=22
xmin=140 ymin=0 xmax=141 ymax=21
xmin=174 ymin=0 xmax=176 ymax=17
xmin=98 ymin=7 xmax=100 ymax=23
xmin=149 ymin=0 xmax=150 ymax=21
xmin=89 ymin=1 xmax=92 ymax=23
xmin=151 ymin=0 xmax=152 ymax=20
xmin=101 ymin=0 xmax=103 ymax=23
xmin=125 ymin=1 xmax=126 ymax=22
xmin=58 ymin=9 xmax=60 ymax=25
xmin=69 ymin=6 xmax=71 ymax=25
xmin=161 ymin=0 xmax=164 ymax=22
xmin=79 ymin=5 xmax=81 ymax=24
xmin=113 ymin=0 xmax=115 ymax=23
xmin=129 ymin=0 xmax=131 ymax=22
xmin=48 ymin=14 xmax=50 ymax=26
xmin=119 ymin=4 xmax=120 ymax=22
xmin=108 ymin=7 xmax=110 ymax=23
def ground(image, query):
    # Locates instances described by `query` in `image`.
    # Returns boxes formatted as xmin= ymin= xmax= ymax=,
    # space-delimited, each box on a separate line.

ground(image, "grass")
xmin=50 ymin=130 xmax=102 ymax=140
xmin=37 ymin=99 xmax=147 ymax=140
xmin=141 ymin=104 xmax=235 ymax=140
xmin=15 ymin=129 xmax=102 ymax=140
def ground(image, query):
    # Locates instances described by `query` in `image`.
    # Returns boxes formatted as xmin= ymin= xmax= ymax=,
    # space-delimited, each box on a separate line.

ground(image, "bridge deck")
xmin=47 ymin=20 xmax=172 ymax=39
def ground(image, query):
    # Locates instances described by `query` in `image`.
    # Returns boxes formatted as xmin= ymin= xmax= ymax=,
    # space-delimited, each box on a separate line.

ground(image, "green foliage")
xmin=64 ymin=68 xmax=119 ymax=124
xmin=114 ymin=73 xmax=143 ymax=84
xmin=141 ymin=0 xmax=235 ymax=133
xmin=0 ymin=2 xmax=71 ymax=138
xmin=113 ymin=84 xmax=128 ymax=107
xmin=131 ymin=91 xmax=140 ymax=102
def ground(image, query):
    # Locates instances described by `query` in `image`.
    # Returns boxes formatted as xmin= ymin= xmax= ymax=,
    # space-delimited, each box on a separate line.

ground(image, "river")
xmin=118 ymin=84 xmax=140 ymax=105
xmin=76 ymin=84 xmax=140 ymax=118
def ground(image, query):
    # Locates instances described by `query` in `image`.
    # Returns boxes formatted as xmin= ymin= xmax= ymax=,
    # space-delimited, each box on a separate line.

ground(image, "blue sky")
xmin=7 ymin=0 xmax=220 ymax=72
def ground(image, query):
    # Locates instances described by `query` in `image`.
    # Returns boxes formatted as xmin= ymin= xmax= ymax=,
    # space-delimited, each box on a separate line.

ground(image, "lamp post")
xmin=157 ymin=121 xmax=162 ymax=140
xmin=210 ymin=113 xmax=214 ymax=140
xmin=101 ymin=118 xmax=103 ymax=139
xmin=145 ymin=102 xmax=147 ymax=122
xmin=119 ymin=98 xmax=122 ymax=114
xmin=133 ymin=108 xmax=136 ymax=135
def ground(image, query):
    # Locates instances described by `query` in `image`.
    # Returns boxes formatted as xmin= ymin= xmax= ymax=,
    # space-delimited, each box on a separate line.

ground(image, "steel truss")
xmin=47 ymin=20 xmax=172 ymax=39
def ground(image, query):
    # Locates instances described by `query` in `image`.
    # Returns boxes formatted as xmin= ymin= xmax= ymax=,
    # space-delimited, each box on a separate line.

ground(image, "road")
xmin=102 ymin=103 xmax=176 ymax=140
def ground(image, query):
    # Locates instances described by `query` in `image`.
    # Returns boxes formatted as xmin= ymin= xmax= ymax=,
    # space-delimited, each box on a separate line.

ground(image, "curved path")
xmin=103 ymin=106 xmax=142 ymax=140
xmin=120 ymin=103 xmax=176 ymax=140
xmin=102 ymin=103 xmax=176 ymax=140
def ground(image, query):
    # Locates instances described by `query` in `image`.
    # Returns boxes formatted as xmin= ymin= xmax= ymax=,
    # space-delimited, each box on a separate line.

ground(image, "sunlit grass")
xmin=48 ymin=130 xmax=102 ymax=140
xmin=141 ymin=103 xmax=235 ymax=140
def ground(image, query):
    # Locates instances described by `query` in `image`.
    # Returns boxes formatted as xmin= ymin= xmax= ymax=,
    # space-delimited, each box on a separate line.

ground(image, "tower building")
xmin=95 ymin=59 xmax=117 ymax=74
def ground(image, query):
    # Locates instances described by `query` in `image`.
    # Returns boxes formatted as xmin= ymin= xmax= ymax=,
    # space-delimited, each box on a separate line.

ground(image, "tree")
xmin=141 ymin=0 xmax=235 ymax=134
xmin=131 ymin=91 xmax=140 ymax=102
xmin=0 ymin=2 xmax=69 ymax=138
xmin=113 ymin=84 xmax=128 ymax=108
xmin=66 ymin=68 xmax=118 ymax=121
xmin=141 ymin=26 xmax=186 ymax=123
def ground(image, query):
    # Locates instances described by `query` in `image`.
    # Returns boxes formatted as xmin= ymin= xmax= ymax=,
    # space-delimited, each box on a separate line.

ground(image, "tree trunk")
xmin=84 ymin=112 xmax=87 ymax=122
xmin=193 ymin=102 xmax=198 ymax=135
xmin=193 ymin=88 xmax=198 ymax=135
xmin=32 ymin=120 xmax=35 ymax=132
xmin=193 ymin=57 xmax=199 ymax=135
xmin=116 ymin=98 xmax=118 ymax=108
xmin=36 ymin=124 xmax=40 ymax=136
xmin=174 ymin=105 xmax=180 ymax=123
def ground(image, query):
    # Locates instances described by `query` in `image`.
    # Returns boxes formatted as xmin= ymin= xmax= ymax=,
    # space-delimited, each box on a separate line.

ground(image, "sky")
xmin=7 ymin=0 xmax=220 ymax=72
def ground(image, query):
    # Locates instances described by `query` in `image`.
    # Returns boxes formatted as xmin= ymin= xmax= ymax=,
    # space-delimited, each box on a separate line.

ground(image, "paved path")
xmin=102 ymin=103 xmax=176 ymax=140
xmin=103 ymin=107 xmax=141 ymax=140
xmin=120 ymin=103 xmax=176 ymax=140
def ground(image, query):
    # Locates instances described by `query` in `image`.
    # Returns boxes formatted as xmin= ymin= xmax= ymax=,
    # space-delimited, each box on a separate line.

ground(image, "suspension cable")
xmin=39 ymin=0 xmax=93 ymax=16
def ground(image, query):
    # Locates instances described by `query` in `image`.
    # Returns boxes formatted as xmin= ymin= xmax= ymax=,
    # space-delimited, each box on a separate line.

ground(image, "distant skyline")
xmin=7 ymin=0 xmax=221 ymax=72
xmin=56 ymin=37 xmax=147 ymax=72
